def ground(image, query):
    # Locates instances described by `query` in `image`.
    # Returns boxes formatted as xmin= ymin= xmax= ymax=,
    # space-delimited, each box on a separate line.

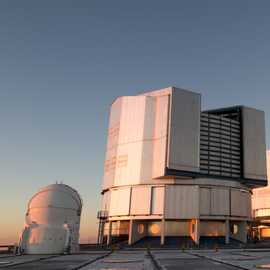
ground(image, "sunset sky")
xmin=1 ymin=0 xmax=270 ymax=244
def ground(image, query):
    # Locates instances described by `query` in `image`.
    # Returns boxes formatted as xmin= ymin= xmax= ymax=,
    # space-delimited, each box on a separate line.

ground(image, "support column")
xmin=194 ymin=219 xmax=200 ymax=245
xmin=191 ymin=219 xmax=200 ymax=245
xmin=225 ymin=219 xmax=230 ymax=244
xmin=238 ymin=221 xmax=247 ymax=244
xmin=107 ymin=221 xmax=112 ymax=246
xmin=230 ymin=221 xmax=247 ymax=244
xmin=128 ymin=219 xmax=133 ymax=245
xmin=161 ymin=218 xmax=165 ymax=245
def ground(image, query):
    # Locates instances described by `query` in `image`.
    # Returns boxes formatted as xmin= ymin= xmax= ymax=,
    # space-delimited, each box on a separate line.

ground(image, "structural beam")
xmin=225 ymin=219 xmax=230 ymax=244
xmin=161 ymin=218 xmax=165 ymax=245
xmin=107 ymin=221 xmax=112 ymax=246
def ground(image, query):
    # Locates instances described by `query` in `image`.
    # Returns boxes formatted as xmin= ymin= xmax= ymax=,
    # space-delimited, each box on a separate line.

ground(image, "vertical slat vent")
xmin=200 ymin=113 xmax=241 ymax=178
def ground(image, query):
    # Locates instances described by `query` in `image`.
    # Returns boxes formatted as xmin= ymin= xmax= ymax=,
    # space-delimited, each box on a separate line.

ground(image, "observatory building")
xmin=98 ymin=87 xmax=267 ymax=246
xmin=18 ymin=183 xmax=82 ymax=254
xmin=252 ymin=150 xmax=270 ymax=238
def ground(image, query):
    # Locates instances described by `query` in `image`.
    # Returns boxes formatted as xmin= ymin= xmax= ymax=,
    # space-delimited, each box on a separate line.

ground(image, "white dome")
xmin=28 ymin=184 xmax=82 ymax=213
xmin=19 ymin=183 xmax=83 ymax=254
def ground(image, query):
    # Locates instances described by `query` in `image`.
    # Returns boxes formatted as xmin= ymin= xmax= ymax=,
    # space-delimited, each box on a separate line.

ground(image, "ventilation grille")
xmin=200 ymin=113 xmax=241 ymax=178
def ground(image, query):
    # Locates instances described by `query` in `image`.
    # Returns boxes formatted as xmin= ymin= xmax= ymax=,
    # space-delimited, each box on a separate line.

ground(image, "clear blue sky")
xmin=1 ymin=0 xmax=270 ymax=244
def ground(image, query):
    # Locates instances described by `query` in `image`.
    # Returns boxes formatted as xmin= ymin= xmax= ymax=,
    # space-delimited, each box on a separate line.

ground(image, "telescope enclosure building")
xmin=98 ymin=87 xmax=267 ymax=246
xmin=19 ymin=184 xmax=82 ymax=254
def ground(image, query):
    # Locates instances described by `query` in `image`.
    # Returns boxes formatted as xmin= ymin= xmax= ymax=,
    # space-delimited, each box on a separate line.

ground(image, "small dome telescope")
xmin=18 ymin=183 xmax=82 ymax=254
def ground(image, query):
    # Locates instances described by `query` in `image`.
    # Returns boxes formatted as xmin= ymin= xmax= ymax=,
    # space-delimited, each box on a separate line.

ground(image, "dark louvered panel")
xmin=200 ymin=113 xmax=241 ymax=178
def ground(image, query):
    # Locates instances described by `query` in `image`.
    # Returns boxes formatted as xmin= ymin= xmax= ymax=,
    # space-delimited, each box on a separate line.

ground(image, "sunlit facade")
xmin=98 ymin=87 xmax=267 ymax=245
xmin=252 ymin=151 xmax=270 ymax=238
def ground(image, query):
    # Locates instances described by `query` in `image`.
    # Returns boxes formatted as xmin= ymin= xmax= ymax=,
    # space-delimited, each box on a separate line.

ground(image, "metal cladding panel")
xmin=109 ymin=187 xmax=131 ymax=216
xmin=231 ymin=189 xmax=251 ymax=218
xmin=118 ymin=96 xmax=147 ymax=144
xmin=29 ymin=190 xmax=79 ymax=211
xmin=140 ymin=87 xmax=172 ymax=98
xmin=114 ymin=141 xmax=144 ymax=186
xmin=210 ymin=188 xmax=230 ymax=216
xmin=101 ymin=190 xmax=111 ymax=212
xmin=105 ymin=96 xmax=154 ymax=188
xmin=200 ymin=113 xmax=241 ymax=178
xmin=164 ymin=185 xmax=199 ymax=219
xmin=151 ymin=186 xmax=165 ymax=215
xmin=114 ymin=96 xmax=155 ymax=186
xmin=25 ymin=227 xmax=69 ymax=254
xmin=115 ymin=96 xmax=147 ymax=186
xmin=167 ymin=88 xmax=201 ymax=172
xmin=242 ymin=107 xmax=267 ymax=182
xmin=252 ymin=188 xmax=270 ymax=211
xmin=139 ymin=97 xmax=156 ymax=183
xmin=103 ymin=98 xmax=122 ymax=190
xmin=130 ymin=186 xmax=151 ymax=215
xmin=252 ymin=151 xmax=270 ymax=211
xmin=200 ymin=188 xmax=211 ymax=215
xmin=152 ymin=94 xmax=170 ymax=178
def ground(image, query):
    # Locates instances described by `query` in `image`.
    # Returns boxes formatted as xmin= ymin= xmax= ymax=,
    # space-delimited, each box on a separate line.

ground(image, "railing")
xmin=254 ymin=208 xmax=270 ymax=218
xmin=97 ymin=210 xmax=108 ymax=219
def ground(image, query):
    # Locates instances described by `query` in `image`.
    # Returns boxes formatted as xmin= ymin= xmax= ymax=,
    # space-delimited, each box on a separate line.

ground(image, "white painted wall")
xmin=151 ymin=186 xmax=164 ymax=215
xmin=20 ymin=184 xmax=82 ymax=254
xmin=130 ymin=186 xmax=151 ymax=215
xmin=103 ymin=87 xmax=201 ymax=192
xmin=109 ymin=187 xmax=131 ymax=216
xmin=102 ymin=97 xmax=122 ymax=190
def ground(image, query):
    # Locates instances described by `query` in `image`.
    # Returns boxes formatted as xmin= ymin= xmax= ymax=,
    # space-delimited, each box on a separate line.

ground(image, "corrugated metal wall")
xmin=200 ymin=188 xmax=211 ymax=215
xmin=200 ymin=187 xmax=250 ymax=218
xmin=231 ymin=189 xmax=251 ymax=218
xmin=107 ymin=185 xmax=251 ymax=219
xmin=211 ymin=188 xmax=230 ymax=216
xmin=164 ymin=185 xmax=199 ymax=219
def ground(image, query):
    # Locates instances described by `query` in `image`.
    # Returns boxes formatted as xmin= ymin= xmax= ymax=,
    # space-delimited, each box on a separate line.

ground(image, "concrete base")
xmin=109 ymin=218 xmax=248 ymax=246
